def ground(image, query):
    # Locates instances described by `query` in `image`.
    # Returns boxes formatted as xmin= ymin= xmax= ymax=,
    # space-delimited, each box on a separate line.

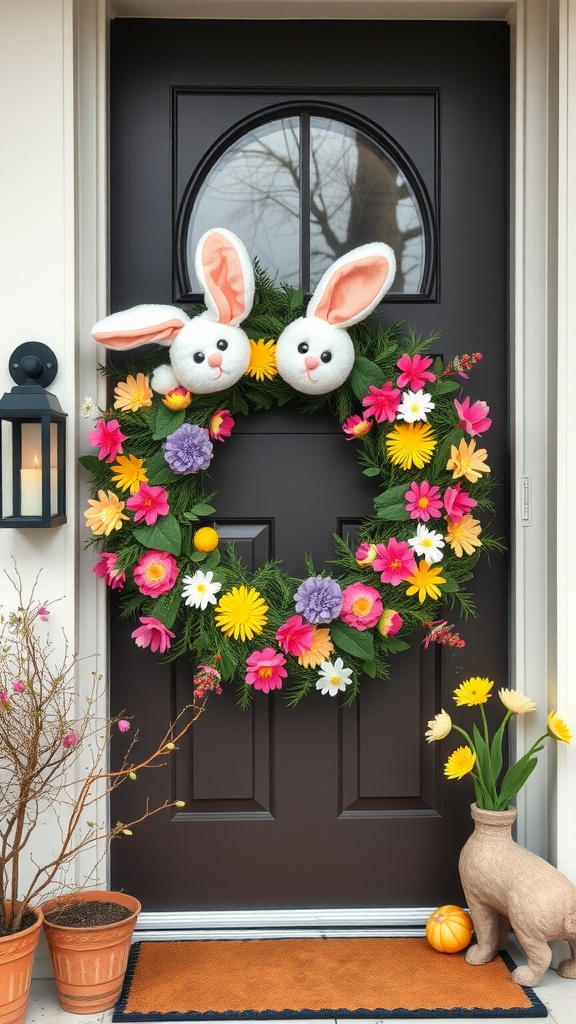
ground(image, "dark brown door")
xmin=108 ymin=19 xmax=509 ymax=912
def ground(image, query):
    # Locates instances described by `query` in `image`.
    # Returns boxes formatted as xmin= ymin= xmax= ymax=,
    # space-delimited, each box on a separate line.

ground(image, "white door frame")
xmin=73 ymin=0 xmax=576 ymax=929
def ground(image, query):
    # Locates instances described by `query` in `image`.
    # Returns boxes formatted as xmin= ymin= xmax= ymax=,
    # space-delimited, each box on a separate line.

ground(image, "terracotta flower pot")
xmin=0 ymin=903 xmax=44 ymax=1024
xmin=41 ymin=890 xmax=141 ymax=1014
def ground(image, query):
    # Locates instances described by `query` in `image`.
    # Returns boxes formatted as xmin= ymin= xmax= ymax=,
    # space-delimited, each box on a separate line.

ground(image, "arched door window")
xmin=175 ymin=104 xmax=435 ymax=302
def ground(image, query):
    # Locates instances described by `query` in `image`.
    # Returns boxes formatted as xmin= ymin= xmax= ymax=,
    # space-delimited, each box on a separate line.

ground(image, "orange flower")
xmin=446 ymin=515 xmax=482 ymax=557
xmin=84 ymin=490 xmax=129 ymax=536
xmin=446 ymin=438 xmax=490 ymax=483
xmin=298 ymin=628 xmax=335 ymax=669
xmin=114 ymin=373 xmax=153 ymax=412
xmin=162 ymin=387 xmax=192 ymax=411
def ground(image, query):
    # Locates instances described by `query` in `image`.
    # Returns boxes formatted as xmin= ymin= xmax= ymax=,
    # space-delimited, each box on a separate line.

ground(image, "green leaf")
xmin=439 ymin=574 xmax=459 ymax=594
xmin=380 ymin=635 xmax=410 ymax=653
xmin=496 ymin=754 xmax=539 ymax=810
xmin=289 ymin=288 xmax=304 ymax=311
xmin=374 ymin=483 xmax=409 ymax=508
xmin=202 ymin=549 xmax=221 ymax=571
xmin=190 ymin=502 xmax=217 ymax=517
xmin=152 ymin=405 xmax=185 ymax=440
xmin=349 ymin=356 xmax=384 ymax=399
xmin=376 ymin=503 xmax=409 ymax=522
xmin=431 ymin=378 xmax=461 ymax=395
xmin=133 ymin=513 xmax=182 ymax=556
xmin=363 ymin=466 xmax=381 ymax=477
xmin=151 ymin=585 xmax=182 ymax=630
xmin=144 ymin=450 xmax=178 ymax=487
xmin=489 ymin=713 xmax=510 ymax=789
xmin=219 ymin=648 xmax=238 ymax=681
xmin=188 ymin=549 xmax=208 ymax=562
xmin=329 ymin=620 xmax=374 ymax=661
xmin=183 ymin=511 xmax=200 ymax=522
xmin=362 ymin=659 xmax=377 ymax=678
xmin=473 ymin=723 xmax=493 ymax=797
xmin=79 ymin=454 xmax=103 ymax=474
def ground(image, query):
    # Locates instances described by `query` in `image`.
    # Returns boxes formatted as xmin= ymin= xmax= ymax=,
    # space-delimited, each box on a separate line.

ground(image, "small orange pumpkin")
xmin=425 ymin=904 xmax=474 ymax=953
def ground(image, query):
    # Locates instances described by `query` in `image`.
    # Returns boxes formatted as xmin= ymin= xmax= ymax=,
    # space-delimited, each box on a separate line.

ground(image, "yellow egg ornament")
xmin=426 ymin=904 xmax=474 ymax=953
xmin=193 ymin=526 xmax=219 ymax=552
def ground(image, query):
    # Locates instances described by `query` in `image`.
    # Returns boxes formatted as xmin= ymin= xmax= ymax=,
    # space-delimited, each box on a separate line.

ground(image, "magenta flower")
xmin=126 ymin=482 xmax=170 ymax=526
xmin=340 ymin=583 xmax=383 ymax=631
xmin=12 ymin=680 xmax=26 ymax=693
xmin=361 ymin=382 xmax=401 ymax=423
xmin=134 ymin=550 xmax=179 ymax=597
xmin=275 ymin=615 xmax=315 ymax=656
xmin=443 ymin=483 xmax=478 ymax=522
xmin=62 ymin=731 xmax=79 ymax=749
xmin=0 ymin=690 xmax=8 ymax=705
xmin=131 ymin=616 xmax=176 ymax=654
xmin=118 ymin=719 xmax=131 ymax=733
xmin=245 ymin=648 xmax=288 ymax=693
xmin=87 ymin=418 xmax=127 ymax=464
xmin=355 ymin=542 xmax=378 ymax=566
xmin=342 ymin=415 xmax=372 ymax=440
xmin=372 ymin=538 xmax=417 ymax=586
xmin=404 ymin=480 xmax=443 ymax=522
xmin=209 ymin=409 xmax=235 ymax=442
xmin=193 ymin=664 xmax=223 ymax=698
xmin=93 ymin=552 xmax=126 ymax=590
xmin=37 ymin=605 xmax=50 ymax=621
xmin=378 ymin=609 xmax=403 ymax=637
xmin=454 ymin=396 xmax=492 ymax=436
xmin=396 ymin=353 xmax=436 ymax=390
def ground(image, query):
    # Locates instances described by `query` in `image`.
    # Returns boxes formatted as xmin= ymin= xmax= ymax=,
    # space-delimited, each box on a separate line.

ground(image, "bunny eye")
xmin=320 ymin=351 xmax=332 ymax=363
xmin=193 ymin=352 xmax=205 ymax=364
xmin=217 ymin=339 xmax=228 ymax=351
xmin=297 ymin=342 xmax=309 ymax=354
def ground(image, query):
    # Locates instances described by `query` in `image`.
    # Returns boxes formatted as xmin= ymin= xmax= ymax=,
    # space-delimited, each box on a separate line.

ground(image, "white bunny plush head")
xmin=91 ymin=228 xmax=255 ymax=395
xmin=275 ymin=242 xmax=396 ymax=395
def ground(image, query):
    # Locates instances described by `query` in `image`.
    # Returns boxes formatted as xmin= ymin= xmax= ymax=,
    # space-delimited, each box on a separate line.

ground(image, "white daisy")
xmin=182 ymin=570 xmax=222 ymax=610
xmin=408 ymin=523 xmax=445 ymax=564
xmin=81 ymin=396 xmax=97 ymax=419
xmin=397 ymin=389 xmax=435 ymax=423
xmin=316 ymin=657 xmax=354 ymax=697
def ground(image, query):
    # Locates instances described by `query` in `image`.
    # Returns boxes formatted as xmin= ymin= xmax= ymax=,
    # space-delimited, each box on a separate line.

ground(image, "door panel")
xmin=109 ymin=19 xmax=509 ymax=912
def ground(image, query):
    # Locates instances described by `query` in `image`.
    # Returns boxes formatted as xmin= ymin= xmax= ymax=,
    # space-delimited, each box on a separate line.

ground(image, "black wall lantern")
xmin=0 ymin=343 xmax=67 ymax=528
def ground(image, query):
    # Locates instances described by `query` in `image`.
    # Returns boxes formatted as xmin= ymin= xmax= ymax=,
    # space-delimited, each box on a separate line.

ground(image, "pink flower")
xmin=131 ymin=616 xmax=176 ymax=654
xmin=396 ymin=353 xmax=436 ymax=390
xmin=193 ymin=664 xmax=223 ymax=698
xmin=93 ymin=552 xmax=126 ymax=590
xmin=37 ymin=605 xmax=50 ymax=621
xmin=87 ymin=418 xmax=127 ymax=464
xmin=454 ymin=396 xmax=492 ymax=436
xmin=125 ymin=482 xmax=170 ymax=526
xmin=209 ymin=409 xmax=235 ymax=442
xmin=355 ymin=542 xmax=378 ymax=566
xmin=340 ymin=583 xmax=383 ymax=631
xmin=0 ymin=690 xmax=8 ymax=705
xmin=443 ymin=483 xmax=478 ymax=522
xmin=404 ymin=481 xmax=443 ymax=522
xmin=342 ymin=415 xmax=372 ymax=440
xmin=372 ymin=538 xmax=417 ymax=586
xmin=362 ymin=382 xmax=401 ymax=423
xmin=378 ymin=609 xmax=403 ymax=636
xmin=12 ymin=680 xmax=26 ymax=693
xmin=118 ymin=719 xmax=131 ymax=733
xmin=134 ymin=550 xmax=179 ymax=597
xmin=275 ymin=615 xmax=315 ymax=656
xmin=62 ymin=731 xmax=79 ymax=748
xmin=245 ymin=648 xmax=288 ymax=693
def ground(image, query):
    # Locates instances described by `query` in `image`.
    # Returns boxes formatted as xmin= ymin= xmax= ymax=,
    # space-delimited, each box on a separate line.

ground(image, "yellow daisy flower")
xmin=446 ymin=438 xmax=490 ymax=483
xmin=446 ymin=514 xmax=482 ymax=557
xmin=453 ymin=676 xmax=493 ymax=707
xmin=246 ymin=338 xmax=278 ymax=381
xmin=547 ymin=711 xmax=572 ymax=743
xmin=298 ymin=627 xmax=335 ymax=669
xmin=405 ymin=560 xmax=446 ymax=603
xmin=498 ymin=689 xmax=537 ymax=714
xmin=110 ymin=453 xmax=148 ymax=494
xmin=214 ymin=585 xmax=269 ymax=642
xmin=84 ymin=489 xmax=129 ymax=536
xmin=444 ymin=745 xmax=476 ymax=780
xmin=385 ymin=422 xmax=437 ymax=471
xmin=425 ymin=709 xmax=452 ymax=743
xmin=114 ymin=373 xmax=153 ymax=412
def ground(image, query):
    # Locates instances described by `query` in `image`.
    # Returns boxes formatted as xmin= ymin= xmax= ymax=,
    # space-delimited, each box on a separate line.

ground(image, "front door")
xmin=108 ymin=18 xmax=509 ymax=912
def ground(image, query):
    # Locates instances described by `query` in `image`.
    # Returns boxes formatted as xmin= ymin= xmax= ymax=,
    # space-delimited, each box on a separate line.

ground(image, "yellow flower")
xmin=446 ymin=514 xmax=482 ymax=557
xmin=405 ymin=560 xmax=446 ymax=603
xmin=453 ymin=676 xmax=493 ymax=707
xmin=161 ymin=388 xmax=192 ymax=411
xmin=84 ymin=489 xmax=129 ymax=536
xmin=385 ymin=422 xmax=437 ymax=470
xmin=114 ymin=373 xmax=153 ymax=412
xmin=193 ymin=526 xmax=219 ymax=552
xmin=110 ymin=453 xmax=148 ymax=494
xmin=498 ymin=688 xmax=537 ymax=714
xmin=214 ymin=585 xmax=269 ymax=642
xmin=425 ymin=709 xmax=452 ymax=743
xmin=444 ymin=745 xmax=476 ymax=780
xmin=547 ymin=711 xmax=572 ymax=743
xmin=446 ymin=438 xmax=490 ymax=483
xmin=298 ymin=628 xmax=335 ymax=669
xmin=246 ymin=338 xmax=278 ymax=381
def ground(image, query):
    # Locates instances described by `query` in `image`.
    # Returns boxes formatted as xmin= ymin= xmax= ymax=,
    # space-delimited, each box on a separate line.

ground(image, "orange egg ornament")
xmin=425 ymin=904 xmax=474 ymax=953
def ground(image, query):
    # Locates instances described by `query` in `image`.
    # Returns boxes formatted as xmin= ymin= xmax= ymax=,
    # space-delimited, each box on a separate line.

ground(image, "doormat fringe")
xmin=112 ymin=937 xmax=547 ymax=1020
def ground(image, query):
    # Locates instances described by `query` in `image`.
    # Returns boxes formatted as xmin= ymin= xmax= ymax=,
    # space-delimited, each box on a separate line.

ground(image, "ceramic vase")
xmin=0 ymin=903 xmax=44 ymax=1024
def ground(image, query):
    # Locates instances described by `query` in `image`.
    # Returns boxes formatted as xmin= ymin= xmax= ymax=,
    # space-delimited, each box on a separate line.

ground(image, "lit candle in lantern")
xmin=20 ymin=453 xmax=42 ymax=516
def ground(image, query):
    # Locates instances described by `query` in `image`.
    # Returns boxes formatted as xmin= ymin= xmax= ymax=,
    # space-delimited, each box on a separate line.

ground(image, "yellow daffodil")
xmin=298 ymin=628 xmax=335 ymax=669
xmin=110 ymin=453 xmax=148 ymax=494
xmin=446 ymin=438 xmax=490 ymax=483
xmin=425 ymin=709 xmax=452 ymax=743
xmin=214 ymin=585 xmax=269 ymax=642
xmin=114 ymin=373 xmax=153 ymax=412
xmin=453 ymin=676 xmax=493 ymax=707
xmin=405 ymin=560 xmax=446 ymax=603
xmin=498 ymin=689 xmax=537 ymax=714
xmin=446 ymin=514 xmax=482 ymax=557
xmin=547 ymin=711 xmax=572 ymax=743
xmin=385 ymin=422 xmax=437 ymax=471
xmin=246 ymin=338 xmax=278 ymax=381
xmin=444 ymin=745 xmax=476 ymax=780
xmin=84 ymin=489 xmax=129 ymax=536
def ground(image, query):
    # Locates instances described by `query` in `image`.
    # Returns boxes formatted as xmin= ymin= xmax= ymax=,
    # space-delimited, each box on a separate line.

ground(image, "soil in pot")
xmin=43 ymin=900 xmax=132 ymax=928
xmin=0 ymin=908 xmax=39 ymax=937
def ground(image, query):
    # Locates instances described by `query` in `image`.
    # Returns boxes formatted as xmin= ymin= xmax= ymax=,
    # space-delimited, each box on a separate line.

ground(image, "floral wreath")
xmin=82 ymin=255 xmax=503 ymax=707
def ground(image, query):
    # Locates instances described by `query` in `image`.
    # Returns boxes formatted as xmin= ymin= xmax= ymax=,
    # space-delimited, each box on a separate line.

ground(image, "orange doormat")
xmin=112 ymin=937 xmax=547 ymax=1020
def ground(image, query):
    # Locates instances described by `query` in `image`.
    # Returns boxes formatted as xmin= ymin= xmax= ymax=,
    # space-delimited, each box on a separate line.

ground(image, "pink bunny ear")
xmin=92 ymin=304 xmax=189 ymax=350
xmin=308 ymin=242 xmax=396 ymax=328
xmin=195 ymin=228 xmax=255 ymax=327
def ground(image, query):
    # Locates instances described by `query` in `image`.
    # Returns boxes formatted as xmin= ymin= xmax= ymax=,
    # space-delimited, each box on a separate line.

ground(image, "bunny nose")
xmin=208 ymin=352 xmax=223 ymax=368
xmin=304 ymin=354 xmax=320 ymax=370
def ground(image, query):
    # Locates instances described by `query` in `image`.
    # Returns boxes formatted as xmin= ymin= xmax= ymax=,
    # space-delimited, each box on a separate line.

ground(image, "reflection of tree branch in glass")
xmin=187 ymin=116 xmax=424 ymax=295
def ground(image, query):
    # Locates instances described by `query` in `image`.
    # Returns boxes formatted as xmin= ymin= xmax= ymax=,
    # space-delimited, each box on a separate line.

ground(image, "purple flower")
xmin=293 ymin=576 xmax=343 ymax=625
xmin=62 ymin=730 xmax=79 ymax=749
xmin=118 ymin=719 xmax=131 ymax=733
xmin=163 ymin=423 xmax=213 ymax=475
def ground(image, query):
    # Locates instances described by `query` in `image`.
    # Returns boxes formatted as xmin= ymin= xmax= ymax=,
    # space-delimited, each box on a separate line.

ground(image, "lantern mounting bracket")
xmin=9 ymin=342 xmax=58 ymax=390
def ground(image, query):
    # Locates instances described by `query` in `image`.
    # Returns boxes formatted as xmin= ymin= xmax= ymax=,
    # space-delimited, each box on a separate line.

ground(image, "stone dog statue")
xmin=459 ymin=803 xmax=576 ymax=986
